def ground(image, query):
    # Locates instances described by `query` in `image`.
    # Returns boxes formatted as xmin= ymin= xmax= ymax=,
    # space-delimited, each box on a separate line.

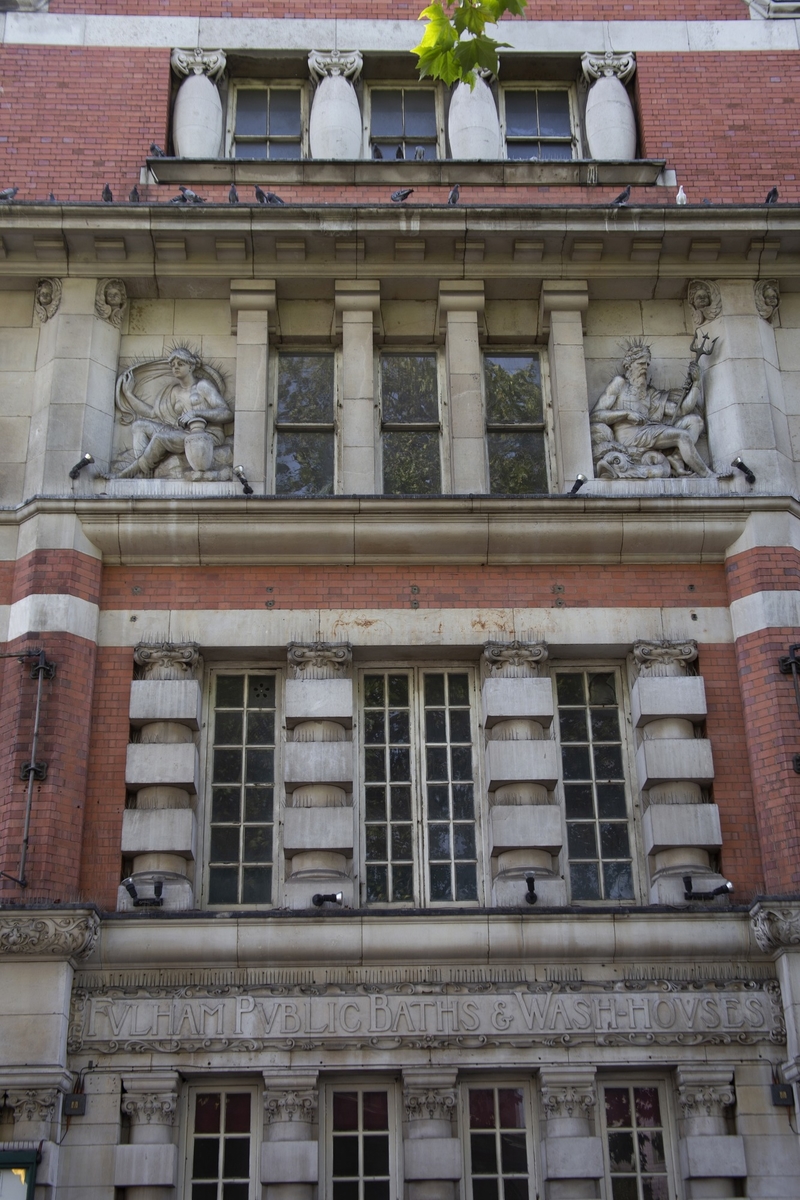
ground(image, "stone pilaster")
xmin=335 ymin=280 xmax=380 ymax=494
xmin=262 ymin=1072 xmax=320 ymax=1200
xmin=539 ymin=281 xmax=592 ymax=491
xmin=308 ymin=51 xmax=363 ymax=160
xmin=676 ymin=1066 xmax=744 ymax=1199
xmin=402 ymin=1070 xmax=461 ymax=1200
xmin=539 ymin=1066 xmax=602 ymax=1200
xmin=231 ymin=279 xmax=277 ymax=490
xmin=116 ymin=1072 xmax=179 ymax=1200
xmin=438 ymin=281 xmax=488 ymax=494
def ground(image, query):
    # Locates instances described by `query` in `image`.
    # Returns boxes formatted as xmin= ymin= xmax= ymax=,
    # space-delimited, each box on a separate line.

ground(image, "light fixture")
xmin=68 ymin=452 xmax=94 ymax=479
xmin=312 ymin=892 xmax=343 ymax=907
xmin=732 ymin=457 xmax=756 ymax=485
xmin=233 ymin=465 xmax=254 ymax=495
xmin=568 ymin=474 xmax=587 ymax=497
xmin=122 ymin=877 xmax=164 ymax=907
xmin=683 ymin=875 xmax=734 ymax=901
xmin=525 ymin=875 xmax=538 ymax=905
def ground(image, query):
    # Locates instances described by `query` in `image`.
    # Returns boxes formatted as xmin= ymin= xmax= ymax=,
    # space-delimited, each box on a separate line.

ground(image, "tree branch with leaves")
xmin=412 ymin=0 xmax=526 ymax=87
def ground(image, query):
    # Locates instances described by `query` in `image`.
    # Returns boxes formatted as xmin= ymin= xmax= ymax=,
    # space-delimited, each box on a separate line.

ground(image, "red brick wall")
xmin=10 ymin=550 xmax=102 ymax=607
xmin=726 ymin=546 xmax=800 ymax=601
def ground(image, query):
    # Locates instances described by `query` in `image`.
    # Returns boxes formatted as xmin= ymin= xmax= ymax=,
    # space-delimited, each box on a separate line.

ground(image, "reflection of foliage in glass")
xmin=488 ymin=432 xmax=547 ymax=494
xmin=383 ymin=431 xmax=441 ymax=494
xmin=275 ymin=431 xmax=334 ymax=496
xmin=277 ymin=354 xmax=334 ymax=423
xmin=485 ymin=355 xmax=542 ymax=423
xmin=381 ymin=355 xmax=438 ymax=423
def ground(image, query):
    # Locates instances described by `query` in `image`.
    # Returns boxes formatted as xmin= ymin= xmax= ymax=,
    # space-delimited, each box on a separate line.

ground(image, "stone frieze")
xmin=0 ymin=911 xmax=99 ymax=958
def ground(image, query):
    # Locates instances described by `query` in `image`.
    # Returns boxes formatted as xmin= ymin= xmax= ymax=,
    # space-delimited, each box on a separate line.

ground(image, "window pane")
xmin=215 ymin=711 xmax=243 ymax=744
xmin=498 ymin=1089 xmax=525 ymax=1129
xmin=278 ymin=354 xmax=334 ymax=423
xmin=470 ymin=1090 xmax=495 ymax=1129
xmin=505 ymin=92 xmax=537 ymax=137
xmin=404 ymin=89 xmax=437 ymax=137
xmin=634 ymin=1088 xmax=662 ymax=1127
xmin=193 ymin=1138 xmax=220 ymax=1178
xmin=235 ymin=89 xmax=268 ymax=137
xmin=383 ymin=431 xmax=441 ymax=495
xmin=269 ymin=89 xmax=301 ymax=137
xmin=275 ymin=431 xmax=334 ymax=497
xmin=605 ymin=1089 xmax=631 ymax=1127
xmin=208 ymin=866 xmax=238 ymax=905
xmin=270 ymin=140 xmax=303 ymax=160
xmin=371 ymin=90 xmax=404 ymax=136
xmin=539 ymin=141 xmax=573 ymax=161
xmin=470 ymin=1087 xmax=530 ymax=1200
xmin=363 ymin=672 xmax=414 ymax=903
xmin=485 ymin=355 xmax=542 ymax=424
xmin=488 ymin=431 xmax=548 ymax=494
xmin=381 ymin=355 xmax=439 ymax=423
xmin=537 ymin=90 xmax=571 ymax=137
xmin=195 ymin=1094 xmax=222 ymax=1135
xmin=333 ymin=1093 xmax=359 ymax=1131
xmin=500 ymin=1133 xmax=527 ymax=1174
xmin=223 ymin=1139 xmax=250 ymax=1177
xmin=506 ymin=141 xmax=538 ymax=160
xmin=570 ymin=861 xmax=600 ymax=900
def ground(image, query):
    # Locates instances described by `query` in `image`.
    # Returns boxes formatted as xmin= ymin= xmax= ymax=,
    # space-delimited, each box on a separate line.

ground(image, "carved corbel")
xmin=121 ymin=1092 xmax=177 ymax=1126
xmin=170 ymin=47 xmax=226 ymax=81
xmin=676 ymin=1068 xmax=735 ymax=1120
xmin=264 ymin=1086 xmax=318 ymax=1123
xmin=755 ymin=279 xmax=780 ymax=322
xmin=483 ymin=640 xmax=549 ymax=678
xmin=581 ymin=51 xmax=636 ymax=85
xmin=34 ymin=276 xmax=62 ymax=323
xmin=95 ymin=278 xmax=128 ymax=329
xmin=287 ymin=641 xmax=353 ymax=680
xmin=308 ymin=49 xmax=363 ymax=83
xmin=8 ymin=1088 xmax=59 ymax=1125
xmin=134 ymin=641 xmax=202 ymax=681
xmin=751 ymin=901 xmax=800 ymax=953
xmin=539 ymin=1068 xmax=597 ymax=1121
xmin=687 ymin=279 xmax=722 ymax=327
xmin=632 ymin=640 xmax=698 ymax=677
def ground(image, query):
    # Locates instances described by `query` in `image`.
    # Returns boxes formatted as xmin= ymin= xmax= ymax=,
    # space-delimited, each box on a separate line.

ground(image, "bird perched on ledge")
xmin=0 ymin=187 xmax=18 ymax=201
xmin=229 ymin=184 xmax=239 ymax=204
xmin=255 ymin=186 xmax=285 ymax=205
xmin=676 ymin=185 xmax=687 ymax=205
xmin=102 ymin=183 xmax=113 ymax=202
xmin=765 ymin=186 xmax=779 ymax=204
xmin=128 ymin=186 xmax=140 ymax=203
xmin=178 ymin=185 xmax=205 ymax=204
xmin=447 ymin=183 xmax=460 ymax=205
xmin=611 ymin=186 xmax=630 ymax=206
xmin=150 ymin=143 xmax=166 ymax=157
xmin=391 ymin=188 xmax=414 ymax=203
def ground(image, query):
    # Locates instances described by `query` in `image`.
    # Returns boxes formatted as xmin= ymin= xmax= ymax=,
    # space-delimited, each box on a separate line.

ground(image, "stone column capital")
xmin=632 ymin=639 xmax=698 ymax=677
xmin=121 ymin=1092 xmax=178 ymax=1126
xmin=539 ymin=1067 xmax=597 ymax=1121
xmin=483 ymin=640 xmax=548 ymax=678
xmin=263 ymin=1072 xmax=319 ymax=1123
xmin=334 ymin=279 xmax=381 ymax=313
xmin=308 ymin=50 xmax=363 ymax=83
xmin=539 ymin=280 xmax=589 ymax=335
xmin=8 ymin=1088 xmax=59 ymax=1125
xmin=94 ymin=278 xmax=128 ymax=329
xmin=170 ymin=47 xmax=226 ymax=81
xmin=676 ymin=1066 xmax=735 ymax=1119
xmin=687 ymin=279 xmax=722 ymax=327
xmin=134 ymin=641 xmax=202 ymax=681
xmin=751 ymin=900 xmax=800 ymax=952
xmin=581 ymin=51 xmax=636 ymax=85
xmin=287 ymin=641 xmax=353 ymax=679
xmin=438 ymin=280 xmax=486 ymax=314
xmin=402 ymin=1070 xmax=458 ymax=1122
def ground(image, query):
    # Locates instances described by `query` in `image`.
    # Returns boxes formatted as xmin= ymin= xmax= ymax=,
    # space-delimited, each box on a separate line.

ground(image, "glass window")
xmin=208 ymin=673 xmax=276 ymax=907
xmin=275 ymin=353 xmax=336 ymax=496
xmin=600 ymin=1084 xmax=673 ymax=1200
xmin=555 ymin=671 xmax=635 ymax=902
xmin=502 ymin=89 xmax=574 ymax=161
xmin=484 ymin=354 xmax=548 ymax=494
xmin=466 ymin=1086 xmax=533 ymax=1200
xmin=369 ymin=87 xmax=439 ymax=160
xmin=330 ymin=1088 xmax=393 ymax=1200
xmin=380 ymin=354 xmax=441 ymax=495
xmin=361 ymin=669 xmax=480 ymax=905
xmin=232 ymin=86 xmax=303 ymax=159
xmin=186 ymin=1088 xmax=257 ymax=1200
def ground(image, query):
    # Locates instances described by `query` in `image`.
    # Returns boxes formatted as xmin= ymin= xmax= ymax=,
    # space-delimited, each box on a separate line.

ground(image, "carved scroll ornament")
xmin=751 ymin=903 xmax=800 ymax=953
xmin=633 ymin=640 xmax=698 ymax=677
xmin=581 ymin=51 xmax=636 ymax=84
xmin=0 ymin=911 xmax=99 ymax=958
xmin=404 ymin=1085 xmax=457 ymax=1122
xmin=287 ymin=641 xmax=353 ymax=679
xmin=121 ymin=1092 xmax=177 ymax=1125
xmin=687 ymin=279 xmax=722 ymax=327
xmin=755 ymin=279 xmax=780 ymax=322
xmin=264 ymin=1088 xmax=318 ymax=1123
xmin=677 ymin=1081 xmax=735 ymax=1119
xmin=34 ymin=276 xmax=62 ymax=323
xmin=170 ymin=47 xmax=226 ymax=81
xmin=134 ymin=641 xmax=202 ymax=680
xmin=540 ymin=1082 xmax=596 ymax=1120
xmin=308 ymin=49 xmax=363 ymax=82
xmin=8 ymin=1089 xmax=59 ymax=1124
xmin=483 ymin=640 xmax=548 ymax=677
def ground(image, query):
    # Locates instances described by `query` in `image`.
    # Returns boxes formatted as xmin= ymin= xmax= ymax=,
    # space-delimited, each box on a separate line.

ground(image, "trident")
xmin=689 ymin=331 xmax=719 ymax=363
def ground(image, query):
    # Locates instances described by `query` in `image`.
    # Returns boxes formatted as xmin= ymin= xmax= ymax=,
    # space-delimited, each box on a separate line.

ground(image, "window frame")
xmin=498 ymin=84 xmax=581 ymax=162
xmin=268 ymin=347 xmax=340 ymax=497
xmin=225 ymin=79 xmax=310 ymax=160
xmin=481 ymin=348 xmax=556 ymax=496
xmin=199 ymin=666 xmax=286 ymax=910
xmin=356 ymin=663 xmax=489 ymax=908
xmin=320 ymin=1079 xmax=404 ymax=1200
xmin=549 ymin=664 xmax=645 ymax=906
xmin=597 ymin=1077 xmax=681 ymax=1200
xmin=362 ymin=82 xmax=447 ymax=161
xmin=460 ymin=1078 xmax=540 ymax=1200
xmin=180 ymin=1081 xmax=261 ymax=1200
xmin=376 ymin=349 xmax=450 ymax=496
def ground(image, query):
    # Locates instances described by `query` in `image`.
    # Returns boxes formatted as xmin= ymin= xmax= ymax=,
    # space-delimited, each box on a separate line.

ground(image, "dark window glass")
xmin=275 ymin=354 xmax=335 ymax=497
xmin=371 ymin=88 xmax=438 ymax=159
xmin=190 ymin=1091 xmax=251 ymax=1198
xmin=233 ymin=86 xmax=302 ymax=159
xmin=468 ymin=1087 xmax=530 ymax=1200
xmin=363 ymin=673 xmax=415 ymax=903
xmin=504 ymin=89 xmax=573 ymax=160
xmin=381 ymin=355 xmax=440 ymax=495
xmin=424 ymin=671 xmax=477 ymax=903
xmin=331 ymin=1090 xmax=391 ymax=1200
xmin=603 ymin=1086 xmax=671 ymax=1200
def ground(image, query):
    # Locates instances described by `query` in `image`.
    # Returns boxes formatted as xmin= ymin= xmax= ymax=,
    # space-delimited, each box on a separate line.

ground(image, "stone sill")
xmin=146 ymin=157 xmax=666 ymax=189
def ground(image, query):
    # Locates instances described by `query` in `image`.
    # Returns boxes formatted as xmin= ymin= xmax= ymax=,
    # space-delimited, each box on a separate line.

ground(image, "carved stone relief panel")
xmin=110 ymin=344 xmax=234 ymax=481
xmin=754 ymin=279 xmax=780 ymax=322
xmin=687 ymin=280 xmax=722 ymax=327
xmin=34 ymin=276 xmax=61 ymax=323
xmin=95 ymin=278 xmax=128 ymax=329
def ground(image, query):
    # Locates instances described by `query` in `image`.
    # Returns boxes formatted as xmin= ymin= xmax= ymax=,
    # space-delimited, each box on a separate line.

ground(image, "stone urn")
xmin=183 ymin=417 xmax=215 ymax=475
xmin=581 ymin=52 xmax=637 ymax=162
xmin=308 ymin=51 xmax=364 ymax=160
xmin=170 ymin=48 xmax=226 ymax=159
xmin=448 ymin=76 xmax=501 ymax=159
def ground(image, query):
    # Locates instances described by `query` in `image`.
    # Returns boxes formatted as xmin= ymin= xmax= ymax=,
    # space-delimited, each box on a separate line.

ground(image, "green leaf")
xmin=414 ymin=0 xmax=526 ymax=85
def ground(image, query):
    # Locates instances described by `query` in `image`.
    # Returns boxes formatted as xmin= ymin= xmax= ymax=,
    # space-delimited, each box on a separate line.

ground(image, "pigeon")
xmin=414 ymin=146 xmax=425 ymax=161
xmin=169 ymin=192 xmax=188 ymax=203
xmin=229 ymin=184 xmax=239 ymax=204
xmin=179 ymin=186 xmax=204 ymax=204
xmin=611 ymin=186 xmax=630 ymax=206
xmin=391 ymin=188 xmax=414 ymax=203
xmin=447 ymin=183 xmax=460 ymax=206
xmin=373 ymin=144 xmax=383 ymax=160
xmin=702 ymin=198 xmax=712 ymax=206
xmin=255 ymin=186 xmax=285 ymax=205
xmin=150 ymin=143 xmax=166 ymax=158
xmin=395 ymin=145 xmax=404 ymax=160
xmin=48 ymin=192 xmax=56 ymax=202
xmin=129 ymin=185 xmax=140 ymax=203
xmin=102 ymin=183 xmax=113 ymax=202
xmin=0 ymin=187 xmax=18 ymax=201
xmin=676 ymin=185 xmax=687 ymax=205
xmin=765 ymin=186 xmax=779 ymax=205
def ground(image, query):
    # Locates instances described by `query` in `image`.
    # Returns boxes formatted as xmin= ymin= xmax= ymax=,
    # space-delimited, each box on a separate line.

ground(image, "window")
xmin=367 ymin=86 xmax=442 ymax=160
xmin=228 ymin=84 xmax=305 ymax=159
xmin=361 ymin=669 xmax=481 ymax=905
xmin=500 ymin=88 xmax=575 ymax=160
xmin=380 ymin=354 xmax=442 ymax=495
xmin=328 ymin=1087 xmax=396 ymax=1200
xmin=186 ymin=1087 xmax=258 ymax=1200
xmin=207 ymin=673 xmax=277 ymax=906
xmin=600 ymin=1083 xmax=674 ymax=1200
xmin=554 ymin=671 xmax=635 ymax=902
xmin=484 ymin=354 xmax=549 ymax=494
xmin=274 ymin=353 xmax=336 ymax=496
xmin=465 ymin=1085 xmax=534 ymax=1200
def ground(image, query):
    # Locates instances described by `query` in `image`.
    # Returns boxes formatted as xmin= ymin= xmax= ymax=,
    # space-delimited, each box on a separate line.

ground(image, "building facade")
xmin=2 ymin=1 xmax=800 ymax=1197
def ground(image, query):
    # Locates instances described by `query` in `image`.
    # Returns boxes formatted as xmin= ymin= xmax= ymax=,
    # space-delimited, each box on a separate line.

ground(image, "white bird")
xmin=676 ymin=185 xmax=687 ymax=206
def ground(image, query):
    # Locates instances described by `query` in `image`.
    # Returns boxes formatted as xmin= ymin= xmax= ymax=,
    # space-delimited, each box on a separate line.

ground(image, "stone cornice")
xmin=0 ymin=909 xmax=100 ymax=959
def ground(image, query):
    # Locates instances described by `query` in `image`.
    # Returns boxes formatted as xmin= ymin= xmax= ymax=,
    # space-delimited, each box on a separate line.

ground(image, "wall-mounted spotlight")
xmin=68 ymin=452 xmax=94 ymax=479
xmin=568 ymin=474 xmax=587 ymax=497
xmin=683 ymin=875 xmax=734 ymax=901
xmin=122 ymin=877 xmax=164 ymax=907
xmin=525 ymin=875 xmax=538 ymax=905
xmin=732 ymin=457 xmax=756 ymax=485
xmin=233 ymin=465 xmax=254 ymax=495
xmin=312 ymin=892 xmax=343 ymax=907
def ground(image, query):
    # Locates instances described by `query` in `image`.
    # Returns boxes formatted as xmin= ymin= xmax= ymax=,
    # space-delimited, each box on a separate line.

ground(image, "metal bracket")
xmin=779 ymin=646 xmax=800 ymax=770
xmin=29 ymin=657 xmax=56 ymax=680
xmin=20 ymin=761 xmax=48 ymax=782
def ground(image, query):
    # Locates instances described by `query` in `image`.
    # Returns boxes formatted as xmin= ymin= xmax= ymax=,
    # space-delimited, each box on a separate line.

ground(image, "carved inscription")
xmin=69 ymin=982 xmax=783 ymax=1054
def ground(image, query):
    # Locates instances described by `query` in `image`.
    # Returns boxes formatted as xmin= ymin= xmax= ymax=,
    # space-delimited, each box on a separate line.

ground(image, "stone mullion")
xmin=675 ymin=1066 xmax=743 ymax=1199
xmin=538 ymin=1066 xmax=602 ymax=1200
xmin=539 ymin=281 xmax=592 ymax=491
xmin=439 ymin=281 xmax=488 ymax=495
xmin=262 ymin=1071 xmax=320 ymax=1200
xmin=402 ymin=1070 xmax=460 ymax=1200
xmin=117 ymin=1071 xmax=179 ymax=1200
xmin=335 ymin=280 xmax=380 ymax=495
xmin=230 ymin=279 xmax=276 ymax=490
